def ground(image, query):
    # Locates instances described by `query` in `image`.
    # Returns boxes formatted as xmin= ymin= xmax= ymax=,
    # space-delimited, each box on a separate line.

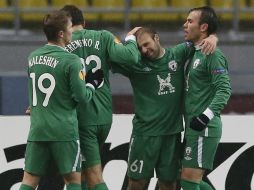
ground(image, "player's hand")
xmin=85 ymin=69 xmax=104 ymax=90
xmin=189 ymin=113 xmax=210 ymax=131
xmin=125 ymin=27 xmax=142 ymax=42
xmin=127 ymin=27 xmax=142 ymax=36
xmin=199 ymin=34 xmax=218 ymax=55
xmin=25 ymin=106 xmax=31 ymax=115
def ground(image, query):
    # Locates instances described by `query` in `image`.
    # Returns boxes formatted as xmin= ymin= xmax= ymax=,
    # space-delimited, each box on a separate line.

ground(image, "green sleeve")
xmin=207 ymin=50 xmax=232 ymax=115
xmin=69 ymin=56 xmax=94 ymax=103
xmin=102 ymin=30 xmax=140 ymax=65
xmin=172 ymin=42 xmax=194 ymax=64
xmin=111 ymin=61 xmax=131 ymax=77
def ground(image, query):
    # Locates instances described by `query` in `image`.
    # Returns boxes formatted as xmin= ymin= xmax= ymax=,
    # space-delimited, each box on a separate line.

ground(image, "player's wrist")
xmin=125 ymin=35 xmax=136 ymax=42
xmin=203 ymin=108 xmax=214 ymax=120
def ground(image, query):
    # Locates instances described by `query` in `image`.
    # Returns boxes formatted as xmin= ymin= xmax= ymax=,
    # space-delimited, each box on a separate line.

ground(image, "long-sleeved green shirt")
xmin=28 ymin=44 xmax=94 ymax=141
xmin=184 ymin=47 xmax=232 ymax=137
xmin=66 ymin=29 xmax=140 ymax=126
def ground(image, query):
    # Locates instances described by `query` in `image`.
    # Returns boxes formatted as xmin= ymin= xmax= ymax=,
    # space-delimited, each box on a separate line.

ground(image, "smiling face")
xmin=137 ymin=32 xmax=161 ymax=60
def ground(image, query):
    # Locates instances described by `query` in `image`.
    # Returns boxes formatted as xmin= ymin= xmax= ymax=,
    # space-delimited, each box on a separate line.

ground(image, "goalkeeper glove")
xmin=190 ymin=108 xmax=214 ymax=131
xmin=85 ymin=69 xmax=104 ymax=90
xmin=190 ymin=114 xmax=210 ymax=131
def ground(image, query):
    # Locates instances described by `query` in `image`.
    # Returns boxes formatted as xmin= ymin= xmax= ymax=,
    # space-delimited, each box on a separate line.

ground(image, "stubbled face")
xmin=137 ymin=32 xmax=161 ymax=60
xmin=63 ymin=18 xmax=73 ymax=45
xmin=183 ymin=10 xmax=202 ymax=44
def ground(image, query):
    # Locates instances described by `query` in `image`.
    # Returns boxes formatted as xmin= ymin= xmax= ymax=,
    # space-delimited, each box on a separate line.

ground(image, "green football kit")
xmin=25 ymin=44 xmax=94 ymax=175
xmin=112 ymin=43 xmax=194 ymax=180
xmin=182 ymin=46 xmax=231 ymax=170
xmin=65 ymin=29 xmax=140 ymax=167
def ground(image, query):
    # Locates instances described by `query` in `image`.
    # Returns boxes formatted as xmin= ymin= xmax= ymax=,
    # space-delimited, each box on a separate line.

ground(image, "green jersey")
xmin=112 ymin=43 xmax=193 ymax=136
xmin=65 ymin=29 xmax=139 ymax=125
xmin=184 ymin=47 xmax=231 ymax=137
xmin=27 ymin=44 xmax=94 ymax=141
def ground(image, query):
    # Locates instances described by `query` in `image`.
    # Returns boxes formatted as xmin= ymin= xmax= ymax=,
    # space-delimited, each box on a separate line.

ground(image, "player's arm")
xmin=111 ymin=61 xmax=131 ymax=78
xmin=69 ymin=56 xmax=96 ymax=103
xmin=189 ymin=52 xmax=231 ymax=131
xmin=207 ymin=52 xmax=232 ymax=115
xmin=199 ymin=34 xmax=218 ymax=55
xmin=103 ymin=30 xmax=140 ymax=65
xmin=173 ymin=34 xmax=218 ymax=63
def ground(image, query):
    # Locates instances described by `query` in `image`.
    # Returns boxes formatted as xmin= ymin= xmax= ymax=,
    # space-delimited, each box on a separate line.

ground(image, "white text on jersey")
xmin=29 ymin=56 xmax=59 ymax=68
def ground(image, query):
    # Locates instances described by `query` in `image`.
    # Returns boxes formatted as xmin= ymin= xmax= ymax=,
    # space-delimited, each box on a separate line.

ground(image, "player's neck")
xmin=157 ymin=48 xmax=165 ymax=59
xmin=47 ymin=41 xmax=65 ymax=48
xmin=72 ymin=25 xmax=84 ymax=32
xmin=194 ymin=33 xmax=208 ymax=46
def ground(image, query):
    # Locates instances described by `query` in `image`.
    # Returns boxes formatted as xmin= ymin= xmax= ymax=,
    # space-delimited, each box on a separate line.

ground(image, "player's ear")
xmin=200 ymin=23 xmax=208 ymax=32
xmin=154 ymin=34 xmax=159 ymax=42
xmin=58 ymin=30 xmax=64 ymax=38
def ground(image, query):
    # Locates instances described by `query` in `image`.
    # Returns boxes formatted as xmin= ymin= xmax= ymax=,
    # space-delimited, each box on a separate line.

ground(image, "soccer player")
xmin=19 ymin=10 xmax=103 ymax=190
xmin=111 ymin=27 xmax=218 ymax=190
xmin=180 ymin=6 xmax=231 ymax=190
xmin=61 ymin=5 xmax=140 ymax=190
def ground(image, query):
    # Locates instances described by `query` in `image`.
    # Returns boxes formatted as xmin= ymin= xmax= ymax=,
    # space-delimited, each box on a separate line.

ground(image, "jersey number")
xmin=130 ymin=159 xmax=144 ymax=173
xmin=85 ymin=55 xmax=101 ymax=72
xmin=85 ymin=55 xmax=104 ymax=88
xmin=30 ymin=73 xmax=55 ymax=107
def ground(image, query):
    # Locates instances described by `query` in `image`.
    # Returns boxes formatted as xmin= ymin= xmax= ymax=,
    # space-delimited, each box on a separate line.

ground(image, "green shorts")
xmin=182 ymin=135 xmax=220 ymax=170
xmin=24 ymin=140 xmax=81 ymax=175
xmin=79 ymin=124 xmax=111 ymax=169
xmin=127 ymin=133 xmax=182 ymax=181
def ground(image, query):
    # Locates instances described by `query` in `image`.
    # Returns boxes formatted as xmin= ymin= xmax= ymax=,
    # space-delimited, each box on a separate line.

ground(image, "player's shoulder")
xmin=29 ymin=45 xmax=46 ymax=55
xmin=83 ymin=28 xmax=111 ymax=35
xmin=84 ymin=29 xmax=114 ymax=41
xmin=209 ymin=48 xmax=226 ymax=59
xmin=214 ymin=48 xmax=223 ymax=55
xmin=167 ymin=42 xmax=192 ymax=54
xmin=64 ymin=51 xmax=80 ymax=60
xmin=207 ymin=47 xmax=229 ymax=65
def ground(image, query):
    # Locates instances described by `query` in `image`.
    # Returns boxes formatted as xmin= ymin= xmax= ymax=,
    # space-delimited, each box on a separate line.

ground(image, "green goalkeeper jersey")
xmin=65 ymin=29 xmax=139 ymax=125
xmin=27 ymin=44 xmax=94 ymax=141
xmin=184 ymin=47 xmax=231 ymax=137
xmin=112 ymin=43 xmax=193 ymax=136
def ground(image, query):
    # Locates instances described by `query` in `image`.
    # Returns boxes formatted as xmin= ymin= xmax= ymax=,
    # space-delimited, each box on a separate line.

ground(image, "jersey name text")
xmin=29 ymin=56 xmax=59 ymax=68
xmin=65 ymin=39 xmax=100 ymax=52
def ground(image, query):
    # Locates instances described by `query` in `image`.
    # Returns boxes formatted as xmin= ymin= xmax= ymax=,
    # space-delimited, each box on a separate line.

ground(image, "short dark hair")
xmin=61 ymin=5 xmax=84 ymax=26
xmin=43 ymin=10 xmax=71 ymax=42
xmin=189 ymin=6 xmax=218 ymax=35
xmin=135 ymin=27 xmax=157 ymax=40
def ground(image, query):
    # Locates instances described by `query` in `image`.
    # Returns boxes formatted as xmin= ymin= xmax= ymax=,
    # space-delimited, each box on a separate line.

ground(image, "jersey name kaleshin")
xmin=29 ymin=56 xmax=59 ymax=68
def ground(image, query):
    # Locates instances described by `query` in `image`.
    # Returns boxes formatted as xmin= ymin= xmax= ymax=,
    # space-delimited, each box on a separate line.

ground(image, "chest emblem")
xmin=168 ymin=60 xmax=177 ymax=71
xmin=193 ymin=59 xmax=201 ymax=69
xmin=157 ymin=73 xmax=175 ymax=95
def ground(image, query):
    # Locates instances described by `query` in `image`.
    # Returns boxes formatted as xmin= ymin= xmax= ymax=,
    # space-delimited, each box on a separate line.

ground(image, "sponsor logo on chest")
xmin=157 ymin=73 xmax=175 ymax=95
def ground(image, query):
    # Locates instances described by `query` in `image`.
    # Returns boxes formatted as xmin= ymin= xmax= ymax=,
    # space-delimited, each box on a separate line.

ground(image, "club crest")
xmin=168 ymin=60 xmax=177 ymax=71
